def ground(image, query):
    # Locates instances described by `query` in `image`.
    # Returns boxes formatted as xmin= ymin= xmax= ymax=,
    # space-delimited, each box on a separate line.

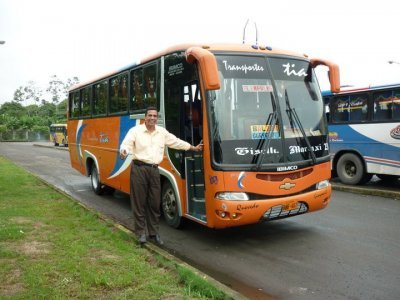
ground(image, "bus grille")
xmin=261 ymin=202 xmax=308 ymax=221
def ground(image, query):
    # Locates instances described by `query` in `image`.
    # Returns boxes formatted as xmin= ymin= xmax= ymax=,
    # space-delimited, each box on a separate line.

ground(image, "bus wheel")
xmin=90 ymin=164 xmax=104 ymax=195
xmin=161 ymin=181 xmax=182 ymax=229
xmin=337 ymin=153 xmax=371 ymax=185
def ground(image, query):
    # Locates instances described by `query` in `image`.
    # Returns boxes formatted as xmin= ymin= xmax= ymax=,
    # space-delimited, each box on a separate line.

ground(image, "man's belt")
xmin=133 ymin=160 xmax=158 ymax=168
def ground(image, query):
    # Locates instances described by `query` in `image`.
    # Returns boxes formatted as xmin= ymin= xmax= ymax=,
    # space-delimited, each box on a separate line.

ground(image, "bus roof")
xmin=69 ymin=43 xmax=309 ymax=92
xmin=322 ymin=82 xmax=400 ymax=96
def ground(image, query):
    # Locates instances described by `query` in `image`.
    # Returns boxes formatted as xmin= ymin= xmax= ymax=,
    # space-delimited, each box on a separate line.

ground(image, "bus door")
xmin=183 ymin=82 xmax=206 ymax=221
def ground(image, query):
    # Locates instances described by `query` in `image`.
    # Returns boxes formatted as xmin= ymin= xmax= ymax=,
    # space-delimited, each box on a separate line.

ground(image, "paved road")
xmin=1 ymin=142 xmax=400 ymax=299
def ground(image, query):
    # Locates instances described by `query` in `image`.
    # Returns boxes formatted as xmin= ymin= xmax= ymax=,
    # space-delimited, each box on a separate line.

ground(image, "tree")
xmin=0 ymin=101 xmax=25 ymax=119
xmin=47 ymin=75 xmax=79 ymax=105
xmin=46 ymin=75 xmax=64 ymax=105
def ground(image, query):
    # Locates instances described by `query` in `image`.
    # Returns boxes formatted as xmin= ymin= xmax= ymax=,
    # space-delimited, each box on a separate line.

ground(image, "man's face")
xmin=145 ymin=110 xmax=158 ymax=126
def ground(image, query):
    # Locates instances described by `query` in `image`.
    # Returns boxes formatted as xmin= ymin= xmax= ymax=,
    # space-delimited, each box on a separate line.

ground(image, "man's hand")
xmin=120 ymin=149 xmax=128 ymax=159
xmin=192 ymin=141 xmax=203 ymax=152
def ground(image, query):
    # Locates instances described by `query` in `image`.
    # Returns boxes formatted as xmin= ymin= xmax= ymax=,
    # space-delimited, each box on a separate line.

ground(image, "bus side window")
xmin=332 ymin=97 xmax=349 ymax=122
xmin=373 ymin=92 xmax=392 ymax=121
xmin=392 ymin=90 xmax=400 ymax=120
xmin=349 ymin=94 xmax=368 ymax=122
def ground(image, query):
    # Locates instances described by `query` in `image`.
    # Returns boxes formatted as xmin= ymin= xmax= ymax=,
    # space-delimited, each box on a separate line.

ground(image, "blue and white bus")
xmin=323 ymin=84 xmax=400 ymax=185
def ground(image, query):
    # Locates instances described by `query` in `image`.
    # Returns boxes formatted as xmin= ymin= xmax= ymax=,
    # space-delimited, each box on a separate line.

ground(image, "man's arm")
xmin=120 ymin=128 xmax=135 ymax=159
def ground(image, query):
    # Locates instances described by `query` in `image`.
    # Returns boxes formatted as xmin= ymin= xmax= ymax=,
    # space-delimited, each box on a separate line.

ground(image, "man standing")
xmin=120 ymin=107 xmax=203 ymax=245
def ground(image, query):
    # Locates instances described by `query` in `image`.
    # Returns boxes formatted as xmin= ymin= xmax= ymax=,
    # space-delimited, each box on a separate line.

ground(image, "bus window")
xmin=143 ymin=64 xmax=158 ymax=107
xmin=130 ymin=68 xmax=144 ymax=111
xmin=394 ymin=90 xmax=400 ymax=120
xmin=110 ymin=73 xmax=128 ymax=114
xmin=349 ymin=94 xmax=368 ymax=122
xmin=81 ymin=87 xmax=91 ymax=117
xmin=332 ymin=96 xmax=349 ymax=122
xmin=130 ymin=63 xmax=159 ymax=112
xmin=70 ymin=91 xmax=80 ymax=118
xmin=373 ymin=89 xmax=400 ymax=121
xmin=93 ymin=80 xmax=107 ymax=116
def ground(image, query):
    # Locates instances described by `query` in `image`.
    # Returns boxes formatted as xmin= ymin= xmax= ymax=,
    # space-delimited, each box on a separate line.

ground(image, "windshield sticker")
xmin=251 ymin=125 xmax=280 ymax=139
xmin=289 ymin=143 xmax=329 ymax=155
xmin=242 ymin=85 xmax=273 ymax=92
xmin=235 ymin=147 xmax=279 ymax=156
xmin=282 ymin=63 xmax=308 ymax=77
xmin=222 ymin=60 xmax=264 ymax=74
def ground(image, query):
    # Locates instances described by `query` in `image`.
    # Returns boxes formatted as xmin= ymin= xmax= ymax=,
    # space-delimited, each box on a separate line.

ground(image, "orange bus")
xmin=67 ymin=43 xmax=340 ymax=229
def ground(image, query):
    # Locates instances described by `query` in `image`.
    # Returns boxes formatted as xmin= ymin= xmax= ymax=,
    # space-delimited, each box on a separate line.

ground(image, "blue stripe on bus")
xmin=329 ymin=125 xmax=400 ymax=161
xmin=108 ymin=116 xmax=137 ymax=178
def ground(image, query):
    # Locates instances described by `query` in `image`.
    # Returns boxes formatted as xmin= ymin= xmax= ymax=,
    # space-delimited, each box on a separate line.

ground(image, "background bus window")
xmin=81 ymin=87 xmax=91 ymax=117
xmin=93 ymin=80 xmax=107 ymax=116
xmin=373 ymin=90 xmax=400 ymax=121
xmin=332 ymin=96 xmax=349 ymax=122
xmin=349 ymin=94 xmax=368 ymax=122
xmin=110 ymin=73 xmax=128 ymax=114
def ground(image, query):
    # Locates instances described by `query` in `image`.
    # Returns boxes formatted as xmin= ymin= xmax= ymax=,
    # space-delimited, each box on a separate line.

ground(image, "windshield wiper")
xmin=285 ymin=90 xmax=317 ymax=164
xmin=252 ymin=110 xmax=278 ymax=170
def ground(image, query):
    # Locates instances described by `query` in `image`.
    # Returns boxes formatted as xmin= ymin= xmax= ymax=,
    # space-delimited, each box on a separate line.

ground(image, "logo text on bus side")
xmin=277 ymin=165 xmax=298 ymax=171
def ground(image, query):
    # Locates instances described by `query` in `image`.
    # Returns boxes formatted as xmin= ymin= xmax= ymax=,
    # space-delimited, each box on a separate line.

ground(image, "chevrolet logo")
xmin=279 ymin=182 xmax=296 ymax=190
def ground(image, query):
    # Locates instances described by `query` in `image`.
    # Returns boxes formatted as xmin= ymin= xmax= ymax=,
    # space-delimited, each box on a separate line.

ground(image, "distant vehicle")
xmin=323 ymin=84 xmax=400 ymax=184
xmin=67 ymin=43 xmax=339 ymax=229
xmin=49 ymin=124 xmax=68 ymax=147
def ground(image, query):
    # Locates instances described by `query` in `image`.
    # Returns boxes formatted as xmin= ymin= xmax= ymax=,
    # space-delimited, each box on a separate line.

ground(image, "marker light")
xmin=316 ymin=180 xmax=330 ymax=190
xmin=216 ymin=192 xmax=249 ymax=201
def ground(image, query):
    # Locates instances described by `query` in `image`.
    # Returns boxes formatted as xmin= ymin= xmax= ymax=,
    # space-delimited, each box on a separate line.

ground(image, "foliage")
xmin=0 ymin=75 xmax=79 ymax=134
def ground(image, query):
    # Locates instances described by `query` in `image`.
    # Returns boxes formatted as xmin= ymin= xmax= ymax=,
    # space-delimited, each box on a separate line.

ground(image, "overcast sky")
xmin=0 ymin=0 xmax=399 ymax=105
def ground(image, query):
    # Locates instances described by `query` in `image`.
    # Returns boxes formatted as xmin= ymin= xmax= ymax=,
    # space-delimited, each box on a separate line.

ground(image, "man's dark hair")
xmin=145 ymin=106 xmax=158 ymax=116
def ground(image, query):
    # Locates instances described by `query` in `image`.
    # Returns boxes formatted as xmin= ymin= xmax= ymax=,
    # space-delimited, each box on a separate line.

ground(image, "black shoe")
xmin=149 ymin=234 xmax=164 ymax=246
xmin=138 ymin=234 xmax=147 ymax=244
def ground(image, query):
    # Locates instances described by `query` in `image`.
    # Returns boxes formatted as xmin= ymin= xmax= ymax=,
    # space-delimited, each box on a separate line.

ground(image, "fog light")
xmin=316 ymin=180 xmax=329 ymax=190
xmin=232 ymin=213 xmax=237 ymax=219
xmin=220 ymin=211 xmax=226 ymax=218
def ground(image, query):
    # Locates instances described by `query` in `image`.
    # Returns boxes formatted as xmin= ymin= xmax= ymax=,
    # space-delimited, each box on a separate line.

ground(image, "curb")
xmin=33 ymin=143 xmax=68 ymax=151
xmin=331 ymin=183 xmax=400 ymax=200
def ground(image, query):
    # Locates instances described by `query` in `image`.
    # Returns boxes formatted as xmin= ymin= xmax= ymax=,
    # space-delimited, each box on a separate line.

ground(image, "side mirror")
xmin=186 ymin=47 xmax=221 ymax=90
xmin=310 ymin=58 xmax=340 ymax=93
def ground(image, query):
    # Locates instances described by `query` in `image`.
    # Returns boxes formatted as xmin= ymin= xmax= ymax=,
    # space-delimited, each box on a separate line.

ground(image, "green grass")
xmin=0 ymin=156 xmax=231 ymax=299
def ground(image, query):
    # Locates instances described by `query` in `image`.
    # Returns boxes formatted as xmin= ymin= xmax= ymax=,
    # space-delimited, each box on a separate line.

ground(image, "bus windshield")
xmin=208 ymin=55 xmax=328 ymax=168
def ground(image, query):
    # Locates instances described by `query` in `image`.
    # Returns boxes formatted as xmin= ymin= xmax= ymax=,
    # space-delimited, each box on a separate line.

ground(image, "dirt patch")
xmin=17 ymin=240 xmax=51 ymax=256
xmin=10 ymin=216 xmax=32 ymax=224
xmin=0 ymin=268 xmax=25 ymax=297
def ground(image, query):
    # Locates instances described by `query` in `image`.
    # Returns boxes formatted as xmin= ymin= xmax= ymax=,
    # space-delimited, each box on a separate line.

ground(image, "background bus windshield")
xmin=208 ymin=55 xmax=328 ymax=167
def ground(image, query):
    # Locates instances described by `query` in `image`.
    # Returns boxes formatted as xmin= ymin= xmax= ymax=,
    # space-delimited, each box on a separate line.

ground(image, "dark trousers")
xmin=130 ymin=162 xmax=161 ymax=236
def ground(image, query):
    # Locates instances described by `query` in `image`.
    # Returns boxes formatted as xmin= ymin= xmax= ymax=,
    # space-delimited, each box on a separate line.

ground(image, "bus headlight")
xmin=316 ymin=180 xmax=330 ymax=190
xmin=216 ymin=192 xmax=250 ymax=201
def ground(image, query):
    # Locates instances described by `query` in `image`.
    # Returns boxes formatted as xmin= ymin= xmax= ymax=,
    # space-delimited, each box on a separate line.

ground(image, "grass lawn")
xmin=0 ymin=156 xmax=230 ymax=299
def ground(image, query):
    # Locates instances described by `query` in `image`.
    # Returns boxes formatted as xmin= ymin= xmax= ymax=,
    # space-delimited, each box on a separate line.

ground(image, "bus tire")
xmin=337 ymin=153 xmax=370 ymax=185
xmin=161 ymin=181 xmax=183 ymax=229
xmin=90 ymin=164 xmax=104 ymax=195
